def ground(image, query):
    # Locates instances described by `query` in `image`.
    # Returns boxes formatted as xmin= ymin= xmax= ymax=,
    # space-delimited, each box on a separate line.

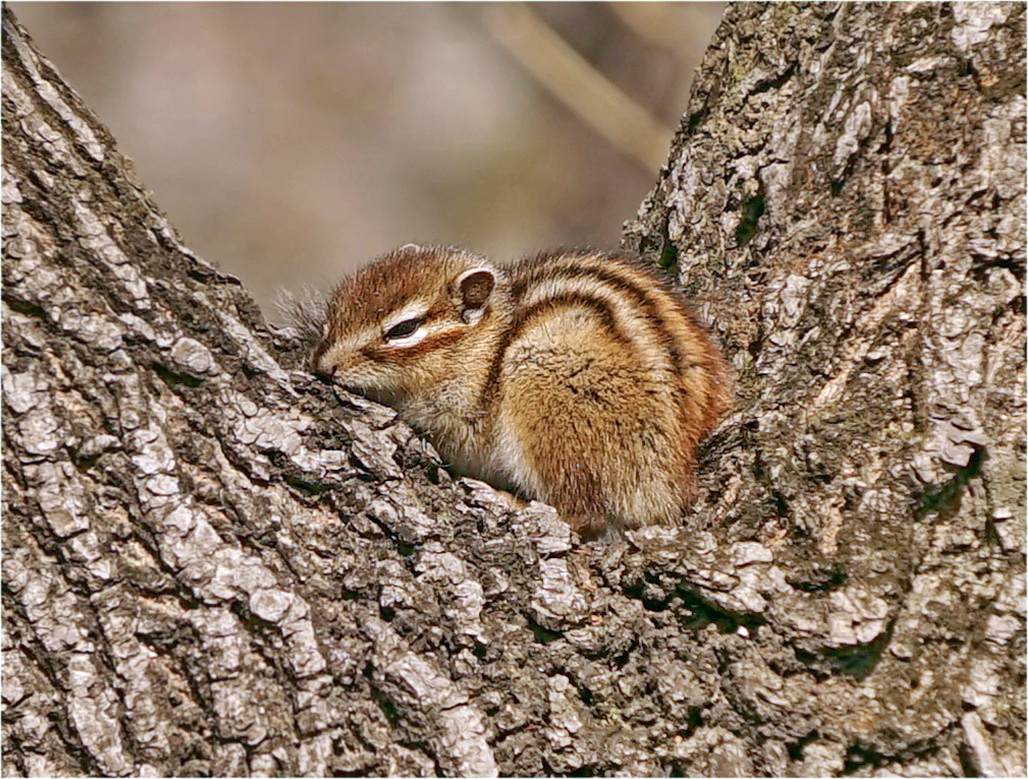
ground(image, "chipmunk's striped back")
xmin=315 ymin=245 xmax=731 ymax=534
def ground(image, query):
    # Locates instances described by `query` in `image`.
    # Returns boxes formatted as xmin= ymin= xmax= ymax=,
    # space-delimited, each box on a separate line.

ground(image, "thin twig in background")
xmin=484 ymin=2 xmax=674 ymax=173
xmin=609 ymin=2 xmax=689 ymax=53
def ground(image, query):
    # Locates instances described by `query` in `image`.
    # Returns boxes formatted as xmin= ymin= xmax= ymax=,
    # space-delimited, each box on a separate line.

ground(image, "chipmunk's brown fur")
xmin=314 ymin=244 xmax=730 ymax=534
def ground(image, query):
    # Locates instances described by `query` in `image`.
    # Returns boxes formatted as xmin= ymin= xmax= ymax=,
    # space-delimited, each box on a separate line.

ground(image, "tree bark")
xmin=3 ymin=3 xmax=1024 ymax=777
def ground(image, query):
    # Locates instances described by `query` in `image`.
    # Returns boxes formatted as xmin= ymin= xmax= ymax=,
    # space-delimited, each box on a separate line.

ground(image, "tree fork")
xmin=3 ymin=4 xmax=1025 ymax=777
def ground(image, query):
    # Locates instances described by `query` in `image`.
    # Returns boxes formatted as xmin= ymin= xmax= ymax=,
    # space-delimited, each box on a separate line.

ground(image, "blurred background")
xmin=12 ymin=2 xmax=725 ymax=319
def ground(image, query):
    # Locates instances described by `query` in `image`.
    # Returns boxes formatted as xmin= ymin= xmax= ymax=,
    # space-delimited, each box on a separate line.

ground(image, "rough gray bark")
xmin=623 ymin=3 xmax=1027 ymax=775
xmin=2 ymin=3 xmax=1024 ymax=778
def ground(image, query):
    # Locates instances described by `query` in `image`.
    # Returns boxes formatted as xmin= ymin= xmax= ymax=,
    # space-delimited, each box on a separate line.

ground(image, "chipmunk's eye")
xmin=383 ymin=317 xmax=423 ymax=341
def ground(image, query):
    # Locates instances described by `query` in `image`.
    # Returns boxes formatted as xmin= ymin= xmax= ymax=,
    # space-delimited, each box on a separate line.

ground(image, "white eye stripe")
xmin=383 ymin=303 xmax=430 ymax=333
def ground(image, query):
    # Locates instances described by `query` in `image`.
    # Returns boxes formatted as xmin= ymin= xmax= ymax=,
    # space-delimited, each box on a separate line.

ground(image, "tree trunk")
xmin=3 ymin=3 xmax=1024 ymax=777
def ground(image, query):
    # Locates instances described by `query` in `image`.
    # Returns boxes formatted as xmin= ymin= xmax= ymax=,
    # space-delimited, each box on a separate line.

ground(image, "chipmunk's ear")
xmin=455 ymin=267 xmax=495 ymax=323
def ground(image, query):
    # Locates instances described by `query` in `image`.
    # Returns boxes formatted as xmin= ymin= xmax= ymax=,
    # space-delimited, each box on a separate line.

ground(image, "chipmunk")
xmin=312 ymin=244 xmax=730 ymax=535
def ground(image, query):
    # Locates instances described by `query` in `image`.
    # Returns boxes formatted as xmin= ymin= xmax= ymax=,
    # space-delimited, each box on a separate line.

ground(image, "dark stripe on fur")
xmin=479 ymin=291 xmax=632 ymax=408
xmin=510 ymin=251 xmax=688 ymax=371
